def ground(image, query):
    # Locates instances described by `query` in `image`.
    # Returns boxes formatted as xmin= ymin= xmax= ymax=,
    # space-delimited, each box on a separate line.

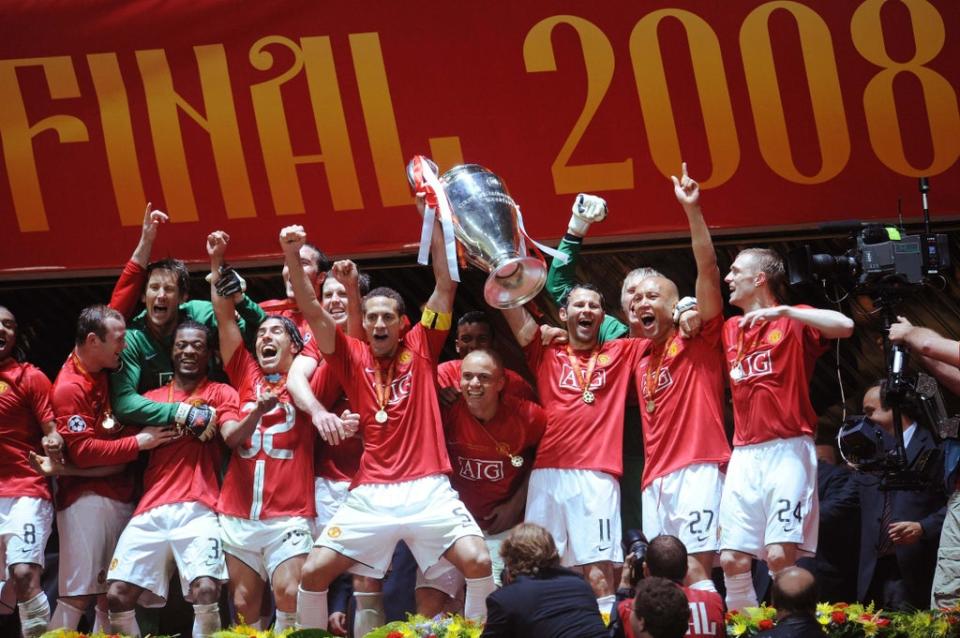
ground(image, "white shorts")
xmin=108 ymin=502 xmax=227 ymax=607
xmin=57 ymin=494 xmax=133 ymax=596
xmin=719 ymin=436 xmax=819 ymax=560
xmin=0 ymin=497 xmax=53 ymax=572
xmin=314 ymin=477 xmax=351 ymax=532
xmin=220 ymin=514 xmax=313 ymax=582
xmin=315 ymin=475 xmax=483 ymax=579
xmin=642 ymin=463 xmax=724 ymax=554
xmin=416 ymin=529 xmax=510 ymax=595
xmin=525 ymin=468 xmax=622 ymax=566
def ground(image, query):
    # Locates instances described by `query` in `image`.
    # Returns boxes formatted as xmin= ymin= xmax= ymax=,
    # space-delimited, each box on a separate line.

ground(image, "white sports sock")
xmin=192 ymin=602 xmax=220 ymax=638
xmin=596 ymin=594 xmax=616 ymax=616
xmin=17 ymin=592 xmax=50 ymax=638
xmin=92 ymin=606 xmax=109 ymax=633
xmin=109 ymin=609 xmax=140 ymax=637
xmin=275 ymin=609 xmax=297 ymax=632
xmin=689 ymin=578 xmax=719 ymax=593
xmin=354 ymin=592 xmax=385 ymax=637
xmin=463 ymin=575 xmax=495 ymax=622
xmin=296 ymin=587 xmax=328 ymax=629
xmin=724 ymin=571 xmax=758 ymax=611
xmin=50 ymin=600 xmax=84 ymax=630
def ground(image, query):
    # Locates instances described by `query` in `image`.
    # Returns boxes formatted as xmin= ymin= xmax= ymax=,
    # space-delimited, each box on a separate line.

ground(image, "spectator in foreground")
xmin=757 ymin=567 xmax=822 ymax=638
xmin=629 ymin=577 xmax=690 ymax=638
xmin=481 ymin=523 xmax=607 ymax=638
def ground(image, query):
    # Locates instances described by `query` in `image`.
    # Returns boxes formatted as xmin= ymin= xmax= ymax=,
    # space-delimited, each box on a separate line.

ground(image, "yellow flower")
xmin=729 ymin=621 xmax=748 ymax=636
xmin=601 ymin=611 xmax=611 ymax=626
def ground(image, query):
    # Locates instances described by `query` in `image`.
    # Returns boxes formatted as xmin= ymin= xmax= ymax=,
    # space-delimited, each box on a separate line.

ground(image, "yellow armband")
xmin=421 ymin=308 xmax=452 ymax=331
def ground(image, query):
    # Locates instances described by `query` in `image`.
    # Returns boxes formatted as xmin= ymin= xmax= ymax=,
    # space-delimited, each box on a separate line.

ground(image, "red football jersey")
xmin=217 ymin=347 xmax=338 ymax=520
xmin=313 ymin=392 xmax=363 ymax=482
xmin=442 ymin=395 xmax=545 ymax=525
xmin=525 ymin=337 xmax=647 ymax=477
xmin=635 ymin=316 xmax=731 ymax=488
xmin=722 ymin=307 xmax=829 ymax=446
xmin=322 ymin=323 xmax=452 ymax=487
xmin=436 ymin=359 xmax=537 ymax=403
xmin=53 ymin=353 xmax=139 ymax=510
xmin=259 ymin=299 xmax=320 ymax=360
xmin=616 ymin=585 xmax=723 ymax=638
xmin=136 ymin=381 xmax=240 ymax=516
xmin=109 ymin=260 xmax=147 ymax=320
xmin=0 ymin=359 xmax=55 ymax=500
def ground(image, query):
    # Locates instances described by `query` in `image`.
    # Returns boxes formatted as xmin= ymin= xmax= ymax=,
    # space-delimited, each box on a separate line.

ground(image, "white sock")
xmin=296 ymin=587 xmax=328 ymax=629
xmin=354 ymin=592 xmax=385 ymax=636
xmin=596 ymin=594 xmax=616 ymax=616
xmin=275 ymin=609 xmax=297 ymax=632
xmin=463 ymin=575 xmax=495 ymax=622
xmin=192 ymin=602 xmax=220 ymax=638
xmin=92 ymin=606 xmax=109 ymax=633
xmin=689 ymin=578 xmax=719 ymax=593
xmin=724 ymin=571 xmax=758 ymax=611
xmin=109 ymin=609 xmax=140 ymax=637
xmin=51 ymin=600 xmax=84 ymax=630
xmin=17 ymin=592 xmax=50 ymax=638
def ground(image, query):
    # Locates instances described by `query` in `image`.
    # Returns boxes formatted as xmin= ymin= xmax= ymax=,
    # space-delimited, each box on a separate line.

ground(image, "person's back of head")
xmin=500 ymin=523 xmax=560 ymax=580
xmin=644 ymin=535 xmax=688 ymax=583
xmin=771 ymin=567 xmax=818 ymax=619
xmin=630 ymin=577 xmax=689 ymax=638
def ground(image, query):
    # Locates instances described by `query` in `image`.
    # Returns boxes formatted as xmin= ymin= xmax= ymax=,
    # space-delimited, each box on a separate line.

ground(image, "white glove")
xmin=567 ymin=194 xmax=608 ymax=237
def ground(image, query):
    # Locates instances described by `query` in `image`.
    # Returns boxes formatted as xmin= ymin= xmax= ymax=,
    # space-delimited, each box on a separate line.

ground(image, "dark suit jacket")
xmin=805 ymin=460 xmax=860 ymax=603
xmin=480 ymin=567 xmax=608 ymax=638
xmin=857 ymin=427 xmax=947 ymax=608
xmin=756 ymin=614 xmax=825 ymax=638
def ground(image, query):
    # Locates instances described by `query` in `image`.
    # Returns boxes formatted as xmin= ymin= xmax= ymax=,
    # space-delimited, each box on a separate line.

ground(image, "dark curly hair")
xmin=632 ymin=577 xmax=690 ymax=638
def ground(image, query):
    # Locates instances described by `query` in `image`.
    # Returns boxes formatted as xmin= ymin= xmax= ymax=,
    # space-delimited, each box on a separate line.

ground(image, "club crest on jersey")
xmin=668 ymin=341 xmax=681 ymax=357
xmin=767 ymin=329 xmax=784 ymax=345
xmin=0 ymin=380 xmax=8 ymax=394
xmin=458 ymin=457 xmax=504 ymax=482
xmin=597 ymin=354 xmax=610 ymax=366
xmin=734 ymin=350 xmax=773 ymax=382
xmin=109 ymin=558 xmax=118 ymax=572
xmin=67 ymin=415 xmax=87 ymax=432
xmin=327 ymin=526 xmax=342 ymax=538
xmin=398 ymin=349 xmax=413 ymax=365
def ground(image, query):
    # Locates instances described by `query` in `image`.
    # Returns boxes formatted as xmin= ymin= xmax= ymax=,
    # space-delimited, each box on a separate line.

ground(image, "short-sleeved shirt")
xmin=436 ymin=359 xmax=537 ymax=403
xmin=442 ymin=395 xmax=545 ymax=524
xmin=525 ymin=337 xmax=647 ymax=477
xmin=136 ymin=381 xmax=240 ymax=516
xmin=53 ymin=354 xmax=139 ymax=510
xmin=217 ymin=347 xmax=339 ymax=520
xmin=0 ymin=359 xmax=55 ymax=500
xmin=635 ymin=316 xmax=731 ymax=488
xmin=722 ymin=306 xmax=829 ymax=446
xmin=322 ymin=323 xmax=452 ymax=487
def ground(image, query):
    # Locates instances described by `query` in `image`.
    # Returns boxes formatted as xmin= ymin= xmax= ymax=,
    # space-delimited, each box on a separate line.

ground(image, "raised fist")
xmin=568 ymin=194 xmax=608 ymax=237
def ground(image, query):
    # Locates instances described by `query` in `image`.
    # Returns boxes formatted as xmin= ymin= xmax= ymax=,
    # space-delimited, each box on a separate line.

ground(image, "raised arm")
xmin=501 ymin=306 xmax=539 ymax=348
xmin=130 ymin=202 xmax=169 ymax=267
xmin=740 ymin=305 xmax=854 ymax=339
xmin=208 ymin=231 xmax=244 ymax=366
xmin=673 ymin=163 xmax=722 ymax=321
xmin=281 ymin=225 xmax=338 ymax=354
xmin=889 ymin=317 xmax=960 ymax=367
xmin=423 ymin=197 xmax=457 ymax=314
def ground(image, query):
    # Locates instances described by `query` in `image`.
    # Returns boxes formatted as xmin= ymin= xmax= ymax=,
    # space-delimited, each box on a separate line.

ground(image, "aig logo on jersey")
xmin=557 ymin=365 xmax=606 ymax=393
xmin=733 ymin=350 xmax=774 ymax=383
xmin=458 ymin=457 xmax=504 ymax=482
xmin=364 ymin=368 xmax=412 ymax=405
xmin=67 ymin=415 xmax=87 ymax=432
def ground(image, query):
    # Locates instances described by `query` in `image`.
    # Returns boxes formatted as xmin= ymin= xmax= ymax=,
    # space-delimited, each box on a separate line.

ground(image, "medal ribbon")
xmin=733 ymin=325 xmax=765 ymax=370
xmin=644 ymin=333 xmax=676 ymax=403
xmin=565 ymin=346 xmax=600 ymax=397
xmin=515 ymin=205 xmax=569 ymax=265
xmin=474 ymin=408 xmax=520 ymax=462
xmin=412 ymin=156 xmax=460 ymax=283
xmin=166 ymin=379 xmax=209 ymax=405
xmin=373 ymin=357 xmax=397 ymax=415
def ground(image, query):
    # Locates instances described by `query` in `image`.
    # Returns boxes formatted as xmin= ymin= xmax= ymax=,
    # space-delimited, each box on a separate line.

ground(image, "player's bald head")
xmin=642 ymin=276 xmax=679 ymax=306
xmin=771 ymin=567 xmax=818 ymax=616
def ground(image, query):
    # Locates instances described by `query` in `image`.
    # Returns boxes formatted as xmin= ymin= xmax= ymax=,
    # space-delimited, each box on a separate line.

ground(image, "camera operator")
xmin=888 ymin=317 xmax=960 ymax=608
xmin=609 ymin=534 xmax=723 ymax=638
xmin=855 ymin=381 xmax=946 ymax=610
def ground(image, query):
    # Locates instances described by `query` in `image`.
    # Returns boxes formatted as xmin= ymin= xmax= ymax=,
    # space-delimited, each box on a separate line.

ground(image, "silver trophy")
xmin=408 ymin=160 xmax=547 ymax=308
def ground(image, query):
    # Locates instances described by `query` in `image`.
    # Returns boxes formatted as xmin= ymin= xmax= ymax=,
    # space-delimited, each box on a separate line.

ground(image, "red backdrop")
xmin=1 ymin=0 xmax=958 ymax=276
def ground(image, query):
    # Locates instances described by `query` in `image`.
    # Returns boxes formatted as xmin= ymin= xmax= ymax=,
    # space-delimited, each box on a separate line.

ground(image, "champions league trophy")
xmin=407 ymin=157 xmax=552 ymax=309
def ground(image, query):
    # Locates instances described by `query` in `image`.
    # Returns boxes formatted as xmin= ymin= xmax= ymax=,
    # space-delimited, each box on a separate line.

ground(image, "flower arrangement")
xmin=725 ymin=604 xmax=778 ymax=636
xmin=361 ymin=613 xmax=482 ymax=638
xmin=723 ymin=603 xmax=960 ymax=637
xmin=41 ymin=627 xmax=334 ymax=638
xmin=815 ymin=602 xmax=891 ymax=637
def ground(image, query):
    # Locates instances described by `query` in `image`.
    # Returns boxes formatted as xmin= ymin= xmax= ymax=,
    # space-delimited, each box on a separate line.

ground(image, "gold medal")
xmin=645 ymin=400 xmax=656 ymax=413
xmin=101 ymin=413 xmax=116 ymax=430
xmin=375 ymin=409 xmax=388 ymax=424
xmin=510 ymin=455 xmax=524 ymax=468
xmin=582 ymin=390 xmax=595 ymax=404
xmin=729 ymin=364 xmax=744 ymax=381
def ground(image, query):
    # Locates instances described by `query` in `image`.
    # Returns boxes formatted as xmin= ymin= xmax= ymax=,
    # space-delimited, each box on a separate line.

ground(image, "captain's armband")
xmin=421 ymin=308 xmax=452 ymax=331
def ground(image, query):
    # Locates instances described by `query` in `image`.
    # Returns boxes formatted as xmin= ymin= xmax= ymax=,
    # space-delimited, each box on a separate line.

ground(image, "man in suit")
xmin=856 ymin=382 xmax=946 ymax=610
xmin=756 ymin=567 xmax=823 ymax=638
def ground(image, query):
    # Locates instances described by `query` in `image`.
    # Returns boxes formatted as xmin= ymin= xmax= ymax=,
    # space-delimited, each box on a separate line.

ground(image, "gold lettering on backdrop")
xmin=629 ymin=9 xmax=739 ymax=188
xmin=851 ymin=0 xmax=960 ymax=176
xmin=87 ymin=53 xmax=146 ymax=226
xmin=0 ymin=56 xmax=88 ymax=232
xmin=249 ymin=35 xmax=363 ymax=214
xmin=740 ymin=2 xmax=850 ymax=184
xmin=136 ymin=46 xmax=256 ymax=222
xmin=523 ymin=16 xmax=634 ymax=194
